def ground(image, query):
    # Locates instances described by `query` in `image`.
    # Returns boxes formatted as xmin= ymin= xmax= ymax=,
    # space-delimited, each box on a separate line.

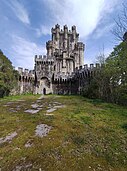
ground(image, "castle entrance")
xmin=43 ymin=88 xmax=46 ymax=95
xmin=40 ymin=77 xmax=51 ymax=94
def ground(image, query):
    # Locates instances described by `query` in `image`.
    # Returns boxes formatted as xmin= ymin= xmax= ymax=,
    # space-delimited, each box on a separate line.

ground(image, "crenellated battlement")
xmin=18 ymin=67 xmax=34 ymax=82
xmin=51 ymin=24 xmax=77 ymax=34
xmin=35 ymin=55 xmax=46 ymax=59
xmin=77 ymin=42 xmax=85 ymax=50
xmin=52 ymin=63 xmax=101 ymax=83
xmin=51 ymin=24 xmax=79 ymax=41
xmin=46 ymin=40 xmax=53 ymax=49
xmin=74 ymin=63 xmax=100 ymax=72
xmin=35 ymin=55 xmax=54 ymax=66
xmin=18 ymin=24 xmax=100 ymax=95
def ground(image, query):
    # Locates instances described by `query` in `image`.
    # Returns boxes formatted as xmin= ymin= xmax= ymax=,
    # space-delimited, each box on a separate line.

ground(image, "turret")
xmin=63 ymin=25 xmax=68 ymax=49
xmin=46 ymin=40 xmax=53 ymax=57
xmin=64 ymin=25 xmax=68 ymax=39
xmin=90 ymin=64 xmax=94 ymax=69
xmin=18 ymin=67 xmax=23 ymax=74
xmin=84 ymin=64 xmax=88 ymax=69
xmin=77 ymin=42 xmax=85 ymax=66
xmin=55 ymin=24 xmax=60 ymax=41
xmin=72 ymin=25 xmax=76 ymax=40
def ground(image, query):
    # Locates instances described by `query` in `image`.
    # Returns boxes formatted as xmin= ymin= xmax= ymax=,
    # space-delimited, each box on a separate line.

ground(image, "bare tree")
xmin=112 ymin=3 xmax=127 ymax=41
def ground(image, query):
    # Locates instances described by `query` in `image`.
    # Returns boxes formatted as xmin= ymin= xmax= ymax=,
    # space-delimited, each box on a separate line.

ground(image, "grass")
xmin=0 ymin=94 xmax=127 ymax=171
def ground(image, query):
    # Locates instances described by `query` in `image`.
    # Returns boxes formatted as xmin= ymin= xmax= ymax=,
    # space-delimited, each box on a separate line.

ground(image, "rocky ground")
xmin=0 ymin=94 xmax=127 ymax=171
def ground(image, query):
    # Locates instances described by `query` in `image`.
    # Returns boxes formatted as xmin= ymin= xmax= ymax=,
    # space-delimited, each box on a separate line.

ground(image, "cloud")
xmin=40 ymin=0 xmax=120 ymax=38
xmin=11 ymin=35 xmax=46 ymax=69
xmin=36 ymin=25 xmax=51 ymax=37
xmin=5 ymin=0 xmax=30 ymax=24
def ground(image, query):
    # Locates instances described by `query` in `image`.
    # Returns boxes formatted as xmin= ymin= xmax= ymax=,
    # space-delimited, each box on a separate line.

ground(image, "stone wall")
xmin=52 ymin=63 xmax=101 ymax=95
xmin=18 ymin=67 xmax=35 ymax=94
xmin=17 ymin=25 xmax=101 ymax=95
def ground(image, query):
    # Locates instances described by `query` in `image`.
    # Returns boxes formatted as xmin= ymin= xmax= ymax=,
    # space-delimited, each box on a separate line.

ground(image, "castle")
xmin=18 ymin=25 xmax=100 ymax=95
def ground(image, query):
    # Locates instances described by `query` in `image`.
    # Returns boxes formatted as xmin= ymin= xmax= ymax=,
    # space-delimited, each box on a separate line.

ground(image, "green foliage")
xmin=0 ymin=95 xmax=127 ymax=170
xmin=80 ymin=116 xmax=91 ymax=124
xmin=106 ymin=42 xmax=127 ymax=105
xmin=0 ymin=50 xmax=19 ymax=97
xmin=70 ymin=133 xmax=85 ymax=145
xmin=83 ymin=41 xmax=127 ymax=106
xmin=121 ymin=123 xmax=127 ymax=131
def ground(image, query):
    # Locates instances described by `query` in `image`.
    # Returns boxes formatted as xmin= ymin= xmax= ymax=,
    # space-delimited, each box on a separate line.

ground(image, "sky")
xmin=0 ymin=0 xmax=125 ymax=70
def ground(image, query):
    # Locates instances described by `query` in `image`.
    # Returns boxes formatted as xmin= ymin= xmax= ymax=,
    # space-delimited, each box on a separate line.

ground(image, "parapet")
xmin=24 ymin=69 xmax=29 ymax=74
xmin=90 ymin=64 xmax=94 ymax=69
xmin=75 ymin=63 xmax=101 ymax=71
xmin=85 ymin=63 xmax=100 ymax=69
xmin=53 ymin=24 xmax=60 ymax=33
xmin=18 ymin=68 xmax=34 ymax=77
xmin=64 ymin=25 xmax=68 ymax=30
xmin=72 ymin=25 xmax=76 ymax=31
xmin=84 ymin=64 xmax=88 ymax=69
xmin=54 ymin=72 xmax=74 ymax=81
xmin=29 ymin=70 xmax=34 ymax=74
xmin=35 ymin=55 xmax=46 ymax=61
xmin=51 ymin=27 xmax=56 ymax=33
xmin=55 ymin=24 xmax=60 ymax=29
xmin=39 ymin=55 xmax=42 ymax=59
xmin=18 ymin=67 xmax=23 ymax=74
xmin=35 ymin=55 xmax=54 ymax=65
xmin=77 ymin=42 xmax=85 ymax=50
xmin=46 ymin=40 xmax=53 ymax=49
xmin=51 ymin=24 xmax=60 ymax=33
xmin=79 ymin=66 xmax=83 ymax=70
xmin=96 ymin=63 xmax=100 ymax=68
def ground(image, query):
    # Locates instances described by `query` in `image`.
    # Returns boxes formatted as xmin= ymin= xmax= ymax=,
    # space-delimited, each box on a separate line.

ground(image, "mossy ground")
xmin=0 ymin=95 xmax=127 ymax=171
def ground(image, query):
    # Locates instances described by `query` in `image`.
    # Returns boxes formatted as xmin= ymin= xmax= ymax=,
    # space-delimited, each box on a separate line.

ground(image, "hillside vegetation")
xmin=84 ymin=41 xmax=127 ymax=106
xmin=0 ymin=50 xmax=19 ymax=97
xmin=0 ymin=95 xmax=127 ymax=171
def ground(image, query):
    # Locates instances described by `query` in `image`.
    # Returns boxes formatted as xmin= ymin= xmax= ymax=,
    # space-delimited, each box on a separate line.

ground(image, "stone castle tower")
xmin=34 ymin=24 xmax=85 ymax=94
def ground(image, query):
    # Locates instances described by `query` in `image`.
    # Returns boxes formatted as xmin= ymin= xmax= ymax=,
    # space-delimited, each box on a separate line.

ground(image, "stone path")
xmin=24 ymin=109 xmax=40 ymax=114
xmin=46 ymin=104 xmax=66 ymax=115
xmin=46 ymin=108 xmax=57 ymax=113
xmin=54 ymin=105 xmax=66 ymax=109
xmin=0 ymin=132 xmax=17 ymax=144
xmin=0 ymin=95 xmax=67 ymax=171
xmin=24 ymin=96 xmax=45 ymax=114
xmin=1 ymin=96 xmax=65 ymax=142
xmin=13 ymin=163 xmax=33 ymax=171
xmin=3 ymin=95 xmax=66 ymax=115
xmin=31 ymin=103 xmax=39 ymax=108
xmin=35 ymin=124 xmax=52 ymax=137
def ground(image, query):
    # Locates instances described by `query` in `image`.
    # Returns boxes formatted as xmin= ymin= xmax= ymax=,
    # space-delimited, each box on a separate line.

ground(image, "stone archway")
xmin=39 ymin=77 xmax=52 ymax=94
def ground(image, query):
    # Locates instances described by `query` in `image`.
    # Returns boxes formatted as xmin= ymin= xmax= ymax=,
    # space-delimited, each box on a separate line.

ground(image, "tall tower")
xmin=77 ymin=42 xmax=85 ymax=67
xmin=50 ymin=24 xmax=85 ymax=75
xmin=34 ymin=24 xmax=85 ymax=94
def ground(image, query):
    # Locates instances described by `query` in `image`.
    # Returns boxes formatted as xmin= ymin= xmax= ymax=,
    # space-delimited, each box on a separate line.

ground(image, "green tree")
xmin=83 ymin=41 xmax=127 ymax=106
xmin=106 ymin=41 xmax=127 ymax=105
xmin=0 ymin=50 xmax=19 ymax=97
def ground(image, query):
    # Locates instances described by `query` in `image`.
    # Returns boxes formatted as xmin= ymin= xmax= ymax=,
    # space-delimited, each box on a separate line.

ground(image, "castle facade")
xmin=18 ymin=25 xmax=99 ymax=95
xmin=35 ymin=24 xmax=84 ymax=94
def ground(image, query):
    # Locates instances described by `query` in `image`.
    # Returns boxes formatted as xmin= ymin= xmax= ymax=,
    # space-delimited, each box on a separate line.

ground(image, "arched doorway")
xmin=40 ymin=77 xmax=51 ymax=94
xmin=43 ymin=88 xmax=46 ymax=95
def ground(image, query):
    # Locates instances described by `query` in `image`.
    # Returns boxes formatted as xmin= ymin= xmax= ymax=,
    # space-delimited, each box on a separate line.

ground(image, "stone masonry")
xmin=18 ymin=24 xmax=100 ymax=95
